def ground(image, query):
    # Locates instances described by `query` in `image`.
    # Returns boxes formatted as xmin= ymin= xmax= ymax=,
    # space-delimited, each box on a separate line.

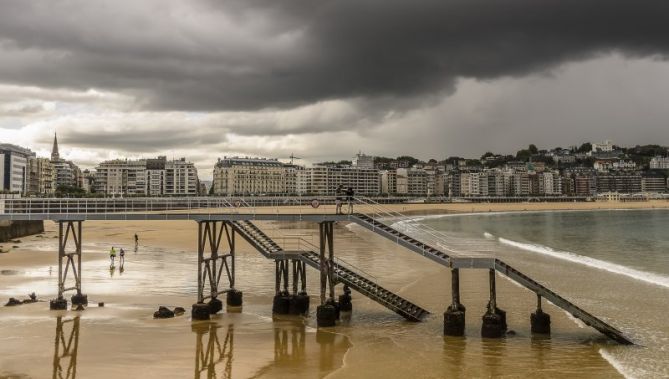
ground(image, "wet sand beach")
xmin=2 ymin=201 xmax=665 ymax=378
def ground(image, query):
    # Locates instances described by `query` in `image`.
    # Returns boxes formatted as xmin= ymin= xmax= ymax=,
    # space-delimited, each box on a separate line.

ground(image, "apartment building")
xmin=301 ymin=165 xmax=380 ymax=196
xmin=0 ymin=143 xmax=35 ymax=194
xmin=213 ymin=157 xmax=291 ymax=195
xmin=650 ymin=156 xmax=669 ymax=169
xmin=28 ymin=157 xmax=55 ymax=195
xmin=396 ymin=168 xmax=428 ymax=196
xmin=95 ymin=156 xmax=199 ymax=196
xmin=380 ymin=170 xmax=397 ymax=194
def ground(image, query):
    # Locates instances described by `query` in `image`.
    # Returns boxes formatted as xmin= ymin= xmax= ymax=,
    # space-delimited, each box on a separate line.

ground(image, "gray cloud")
xmin=1 ymin=0 xmax=669 ymax=112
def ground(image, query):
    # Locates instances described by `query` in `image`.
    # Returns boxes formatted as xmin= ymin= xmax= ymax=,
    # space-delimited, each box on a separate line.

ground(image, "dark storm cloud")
xmin=1 ymin=0 xmax=669 ymax=111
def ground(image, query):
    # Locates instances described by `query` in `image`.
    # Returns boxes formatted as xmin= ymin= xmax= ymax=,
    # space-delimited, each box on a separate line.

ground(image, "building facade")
xmin=95 ymin=156 xmax=199 ymax=196
xmin=213 ymin=157 xmax=291 ymax=196
xmin=300 ymin=165 xmax=380 ymax=196
xmin=0 ymin=144 xmax=35 ymax=194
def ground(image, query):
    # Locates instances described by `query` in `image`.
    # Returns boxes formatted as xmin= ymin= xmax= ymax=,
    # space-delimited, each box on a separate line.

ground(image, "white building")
xmin=213 ymin=157 xmax=294 ymax=196
xmin=0 ymin=143 xmax=35 ymax=194
xmin=380 ymin=170 xmax=397 ymax=194
xmin=300 ymin=165 xmax=380 ymax=196
xmin=352 ymin=152 xmax=375 ymax=170
xmin=650 ymin=156 xmax=669 ymax=169
xmin=396 ymin=168 xmax=428 ymax=196
xmin=95 ymin=156 xmax=199 ymax=196
xmin=592 ymin=140 xmax=614 ymax=153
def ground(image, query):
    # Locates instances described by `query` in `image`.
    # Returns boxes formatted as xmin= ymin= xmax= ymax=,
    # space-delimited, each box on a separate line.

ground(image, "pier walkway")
xmin=0 ymin=196 xmax=632 ymax=344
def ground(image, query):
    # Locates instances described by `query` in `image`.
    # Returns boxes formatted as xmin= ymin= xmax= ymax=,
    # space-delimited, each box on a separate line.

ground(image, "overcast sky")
xmin=2 ymin=0 xmax=669 ymax=179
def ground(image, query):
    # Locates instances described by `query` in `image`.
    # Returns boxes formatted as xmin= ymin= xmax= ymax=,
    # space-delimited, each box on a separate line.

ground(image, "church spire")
xmin=51 ymin=132 xmax=60 ymax=161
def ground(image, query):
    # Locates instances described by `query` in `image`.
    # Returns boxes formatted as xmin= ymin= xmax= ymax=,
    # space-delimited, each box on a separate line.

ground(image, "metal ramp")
xmin=231 ymin=220 xmax=430 ymax=322
xmin=495 ymin=260 xmax=632 ymax=344
xmin=349 ymin=212 xmax=633 ymax=344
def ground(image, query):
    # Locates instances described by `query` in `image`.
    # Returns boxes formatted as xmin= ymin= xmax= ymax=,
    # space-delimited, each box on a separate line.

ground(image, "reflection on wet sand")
xmin=192 ymin=322 xmax=233 ymax=379
xmin=52 ymin=316 xmax=80 ymax=379
xmin=246 ymin=319 xmax=351 ymax=378
xmin=443 ymin=337 xmax=466 ymax=379
xmin=273 ymin=322 xmax=305 ymax=364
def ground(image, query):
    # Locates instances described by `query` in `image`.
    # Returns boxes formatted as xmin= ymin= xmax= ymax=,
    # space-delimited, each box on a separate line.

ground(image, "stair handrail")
xmin=353 ymin=196 xmax=462 ymax=255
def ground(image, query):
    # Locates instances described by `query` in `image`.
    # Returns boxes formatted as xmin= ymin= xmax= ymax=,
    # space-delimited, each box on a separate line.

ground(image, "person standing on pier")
xmin=109 ymin=246 xmax=117 ymax=268
xmin=346 ymin=187 xmax=355 ymax=214
xmin=335 ymin=184 xmax=344 ymax=214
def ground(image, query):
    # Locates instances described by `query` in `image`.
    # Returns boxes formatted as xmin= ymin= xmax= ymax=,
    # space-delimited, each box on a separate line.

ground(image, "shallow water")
xmin=421 ymin=209 xmax=669 ymax=378
xmin=0 ymin=217 xmax=631 ymax=378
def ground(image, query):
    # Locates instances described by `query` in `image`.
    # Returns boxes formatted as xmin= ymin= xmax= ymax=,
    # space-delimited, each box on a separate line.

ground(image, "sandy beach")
xmin=2 ymin=201 xmax=665 ymax=378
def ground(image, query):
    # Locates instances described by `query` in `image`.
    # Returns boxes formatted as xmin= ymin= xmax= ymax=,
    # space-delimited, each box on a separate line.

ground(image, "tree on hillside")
xmin=528 ymin=144 xmax=538 ymax=154
xmin=576 ymin=142 xmax=592 ymax=153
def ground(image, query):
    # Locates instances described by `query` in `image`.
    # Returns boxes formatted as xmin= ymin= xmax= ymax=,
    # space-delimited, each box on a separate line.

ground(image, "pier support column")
xmin=193 ymin=221 xmax=239 ymax=320
xmin=289 ymin=259 xmax=310 ymax=315
xmin=444 ymin=268 xmax=466 ymax=336
xmin=481 ymin=269 xmax=506 ymax=338
xmin=272 ymin=259 xmax=292 ymax=315
xmin=225 ymin=225 xmax=243 ymax=308
xmin=531 ymin=294 xmax=551 ymax=335
xmin=316 ymin=221 xmax=337 ymax=327
xmin=50 ymin=220 xmax=87 ymax=310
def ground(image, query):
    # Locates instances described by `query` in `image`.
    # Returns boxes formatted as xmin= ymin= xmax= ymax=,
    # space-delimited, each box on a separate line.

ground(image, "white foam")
xmin=599 ymin=349 xmax=639 ymax=379
xmin=483 ymin=232 xmax=495 ymax=239
xmin=498 ymin=237 xmax=669 ymax=289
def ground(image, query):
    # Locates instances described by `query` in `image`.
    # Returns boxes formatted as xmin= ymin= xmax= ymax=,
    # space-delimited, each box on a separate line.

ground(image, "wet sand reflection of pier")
xmin=52 ymin=316 xmax=80 ymax=379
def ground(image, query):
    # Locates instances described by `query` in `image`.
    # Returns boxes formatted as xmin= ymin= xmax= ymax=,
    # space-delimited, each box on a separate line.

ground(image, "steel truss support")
xmin=52 ymin=316 xmax=80 ymax=379
xmin=274 ymin=259 xmax=307 ymax=295
xmin=193 ymin=323 xmax=234 ymax=379
xmin=318 ymin=221 xmax=335 ymax=305
xmin=51 ymin=220 xmax=87 ymax=310
xmin=196 ymin=221 xmax=237 ymax=313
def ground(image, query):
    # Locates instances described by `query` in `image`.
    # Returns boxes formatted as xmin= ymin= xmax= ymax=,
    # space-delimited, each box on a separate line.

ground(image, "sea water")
xmin=419 ymin=209 xmax=669 ymax=378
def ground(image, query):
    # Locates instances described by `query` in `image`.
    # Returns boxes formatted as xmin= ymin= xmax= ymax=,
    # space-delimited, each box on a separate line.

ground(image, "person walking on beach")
xmin=335 ymin=184 xmax=344 ymax=214
xmin=119 ymin=248 xmax=125 ymax=267
xmin=134 ymin=233 xmax=139 ymax=248
xmin=109 ymin=246 xmax=117 ymax=267
xmin=346 ymin=187 xmax=355 ymax=214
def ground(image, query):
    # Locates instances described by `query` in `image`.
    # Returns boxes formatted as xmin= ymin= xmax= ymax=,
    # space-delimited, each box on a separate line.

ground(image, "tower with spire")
xmin=51 ymin=132 xmax=60 ymax=161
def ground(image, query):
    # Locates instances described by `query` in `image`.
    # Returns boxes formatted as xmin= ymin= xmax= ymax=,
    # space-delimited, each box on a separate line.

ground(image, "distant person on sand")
xmin=346 ymin=187 xmax=355 ymax=214
xmin=134 ymin=233 xmax=139 ymax=248
xmin=109 ymin=246 xmax=116 ymax=267
xmin=335 ymin=184 xmax=344 ymax=214
xmin=119 ymin=248 xmax=125 ymax=267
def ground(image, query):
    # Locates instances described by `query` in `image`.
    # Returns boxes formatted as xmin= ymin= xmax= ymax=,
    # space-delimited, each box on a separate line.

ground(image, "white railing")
xmin=353 ymin=196 xmax=462 ymax=256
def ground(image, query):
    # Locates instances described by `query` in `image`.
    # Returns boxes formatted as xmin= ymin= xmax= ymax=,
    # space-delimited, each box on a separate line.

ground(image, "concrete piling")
xmin=49 ymin=298 xmax=67 ymax=310
xmin=531 ymin=295 xmax=551 ymax=334
xmin=273 ymin=291 xmax=292 ymax=315
xmin=207 ymin=298 xmax=223 ymax=314
xmin=226 ymin=289 xmax=243 ymax=307
xmin=290 ymin=292 xmax=310 ymax=315
xmin=191 ymin=303 xmax=211 ymax=321
xmin=481 ymin=269 xmax=506 ymax=338
xmin=316 ymin=303 xmax=336 ymax=327
xmin=444 ymin=268 xmax=466 ymax=336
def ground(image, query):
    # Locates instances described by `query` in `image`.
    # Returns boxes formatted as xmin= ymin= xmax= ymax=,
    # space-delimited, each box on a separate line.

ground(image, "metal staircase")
xmin=349 ymin=197 xmax=633 ymax=344
xmin=230 ymin=220 xmax=430 ymax=322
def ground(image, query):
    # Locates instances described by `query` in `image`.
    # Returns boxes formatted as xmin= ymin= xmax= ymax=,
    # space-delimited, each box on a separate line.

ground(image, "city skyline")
xmin=2 ymin=1 xmax=669 ymax=177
